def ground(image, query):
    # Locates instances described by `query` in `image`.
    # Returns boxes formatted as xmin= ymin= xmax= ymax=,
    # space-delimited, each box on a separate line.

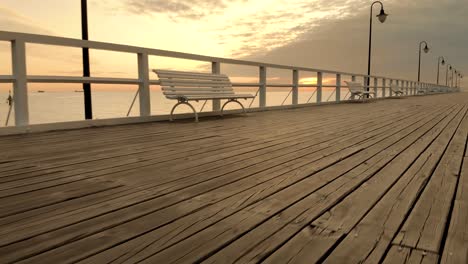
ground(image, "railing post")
xmin=11 ymin=39 xmax=29 ymax=126
xmin=373 ymin=77 xmax=378 ymax=98
xmin=363 ymin=77 xmax=368 ymax=98
xmin=212 ymin=61 xmax=221 ymax=111
xmin=316 ymin=72 xmax=322 ymax=103
xmin=259 ymin=66 xmax=266 ymax=108
xmin=351 ymin=75 xmax=356 ymax=100
xmin=336 ymin=74 xmax=341 ymax=102
xmin=292 ymin=70 xmax=299 ymax=105
xmin=389 ymin=79 xmax=393 ymax=97
xmin=137 ymin=52 xmax=151 ymax=117
xmin=382 ymin=78 xmax=386 ymax=97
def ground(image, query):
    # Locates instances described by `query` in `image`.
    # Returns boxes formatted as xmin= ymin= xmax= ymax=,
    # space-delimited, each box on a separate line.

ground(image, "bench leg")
xmin=221 ymin=99 xmax=246 ymax=117
xmin=170 ymin=101 xmax=199 ymax=122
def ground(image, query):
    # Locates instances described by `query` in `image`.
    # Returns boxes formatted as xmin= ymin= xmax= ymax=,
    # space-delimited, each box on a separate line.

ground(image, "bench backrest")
xmin=344 ymin=81 xmax=365 ymax=93
xmin=153 ymin=69 xmax=234 ymax=97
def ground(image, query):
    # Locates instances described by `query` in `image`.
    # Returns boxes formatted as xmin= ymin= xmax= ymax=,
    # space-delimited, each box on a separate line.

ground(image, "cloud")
xmin=238 ymin=0 xmax=468 ymax=84
xmin=0 ymin=6 xmax=53 ymax=35
xmin=125 ymin=0 xmax=246 ymax=20
xmin=124 ymin=0 xmax=357 ymax=58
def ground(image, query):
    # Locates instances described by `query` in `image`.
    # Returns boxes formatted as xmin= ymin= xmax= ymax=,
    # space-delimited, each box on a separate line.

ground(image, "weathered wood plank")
xmin=202 ymin=105 xmax=463 ymax=264
xmin=383 ymin=246 xmax=439 ymax=264
xmin=0 ymin=93 xmax=464 ymax=264
xmin=441 ymin=158 xmax=468 ymax=264
xmin=130 ymin=105 xmax=457 ymax=263
xmin=392 ymin=106 xmax=468 ymax=252
xmin=0 ymin=102 xmax=422 ymax=234
xmin=316 ymin=107 xmax=466 ymax=263
xmin=3 ymin=99 xmax=446 ymax=263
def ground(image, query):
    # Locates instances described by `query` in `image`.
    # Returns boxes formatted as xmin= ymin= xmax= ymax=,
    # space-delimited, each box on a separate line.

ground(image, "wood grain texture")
xmin=0 ymin=93 xmax=466 ymax=264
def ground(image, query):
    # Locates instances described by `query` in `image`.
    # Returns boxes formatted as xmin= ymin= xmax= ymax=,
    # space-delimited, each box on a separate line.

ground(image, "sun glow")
xmin=299 ymin=77 xmax=318 ymax=85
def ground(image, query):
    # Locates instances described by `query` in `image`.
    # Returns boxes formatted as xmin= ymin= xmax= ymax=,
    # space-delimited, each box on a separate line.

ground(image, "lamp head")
xmin=377 ymin=9 xmax=388 ymax=23
xmin=423 ymin=44 xmax=429 ymax=53
xmin=441 ymin=58 xmax=445 ymax=65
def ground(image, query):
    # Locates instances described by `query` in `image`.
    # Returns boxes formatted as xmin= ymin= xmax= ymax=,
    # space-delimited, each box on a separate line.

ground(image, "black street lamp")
xmin=366 ymin=1 xmax=388 ymax=91
xmin=446 ymin=64 xmax=452 ymax=86
xmin=451 ymin=68 xmax=455 ymax=87
xmin=453 ymin=70 xmax=457 ymax=87
xmin=81 ymin=0 xmax=92 ymax=119
xmin=436 ymin=56 xmax=445 ymax=85
xmin=417 ymin=41 xmax=430 ymax=82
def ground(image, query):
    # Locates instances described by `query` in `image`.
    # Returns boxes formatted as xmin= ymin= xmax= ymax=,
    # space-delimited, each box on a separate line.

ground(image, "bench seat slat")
xmin=163 ymin=91 xmax=236 ymax=96
xmin=166 ymin=94 xmax=254 ymax=100
xmin=155 ymin=69 xmax=227 ymax=76
xmin=158 ymin=74 xmax=229 ymax=80
xmin=155 ymin=70 xmax=228 ymax=79
xmin=159 ymin=79 xmax=231 ymax=87
xmin=162 ymin=87 xmax=234 ymax=92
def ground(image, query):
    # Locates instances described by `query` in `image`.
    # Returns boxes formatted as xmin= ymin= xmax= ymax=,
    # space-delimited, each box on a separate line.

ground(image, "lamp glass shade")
xmin=376 ymin=9 xmax=388 ymax=23
xmin=441 ymin=59 xmax=445 ymax=65
xmin=423 ymin=45 xmax=429 ymax=53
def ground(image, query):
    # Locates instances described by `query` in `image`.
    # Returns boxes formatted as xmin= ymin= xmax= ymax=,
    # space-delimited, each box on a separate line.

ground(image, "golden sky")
xmin=0 ymin=0 xmax=466 ymax=91
xmin=0 ymin=0 xmax=355 ymax=91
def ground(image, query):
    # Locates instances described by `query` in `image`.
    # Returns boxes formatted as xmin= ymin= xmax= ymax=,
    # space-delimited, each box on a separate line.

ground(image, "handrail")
xmin=0 ymin=30 xmax=457 ymax=127
xmin=0 ymin=30 xmax=446 ymax=82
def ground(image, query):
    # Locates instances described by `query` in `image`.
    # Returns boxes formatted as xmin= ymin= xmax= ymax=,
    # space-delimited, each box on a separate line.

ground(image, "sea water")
xmin=0 ymin=89 xmax=343 ymax=126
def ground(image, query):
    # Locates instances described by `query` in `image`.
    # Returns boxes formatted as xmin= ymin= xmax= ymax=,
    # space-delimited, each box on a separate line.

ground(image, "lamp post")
xmin=446 ymin=64 xmax=452 ymax=86
xmin=81 ymin=0 xmax=92 ymax=119
xmin=366 ymin=1 xmax=388 ymax=92
xmin=436 ymin=56 xmax=445 ymax=85
xmin=451 ymin=68 xmax=455 ymax=87
xmin=417 ymin=41 xmax=430 ymax=82
xmin=453 ymin=70 xmax=457 ymax=88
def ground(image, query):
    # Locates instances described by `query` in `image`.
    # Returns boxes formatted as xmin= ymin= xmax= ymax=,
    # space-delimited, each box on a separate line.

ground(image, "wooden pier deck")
xmin=0 ymin=93 xmax=467 ymax=264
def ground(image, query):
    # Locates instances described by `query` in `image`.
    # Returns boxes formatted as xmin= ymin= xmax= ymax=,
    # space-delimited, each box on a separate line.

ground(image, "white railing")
xmin=0 ymin=30 xmax=457 ymax=127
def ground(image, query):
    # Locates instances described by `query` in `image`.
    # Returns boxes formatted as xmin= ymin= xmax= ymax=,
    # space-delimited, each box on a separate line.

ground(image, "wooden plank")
xmin=201 ymin=106 xmax=463 ymax=264
xmin=0 ymin=105 xmax=423 ymax=233
xmin=383 ymin=246 xmax=439 ymax=264
xmin=260 ymin=226 xmax=344 ymax=264
xmin=441 ymin=158 xmax=468 ymax=264
xmin=392 ymin=107 xmax=468 ymax=252
xmin=0 ymin=93 xmax=463 ymax=263
xmin=0 ymin=102 xmax=398 ymax=188
xmin=1 ymin=100 xmax=445 ymax=263
xmin=313 ymin=107 xmax=466 ymax=263
xmin=116 ymin=105 xmax=457 ymax=263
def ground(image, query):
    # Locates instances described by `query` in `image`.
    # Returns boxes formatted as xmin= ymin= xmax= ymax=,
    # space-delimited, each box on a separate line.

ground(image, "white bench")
xmin=390 ymin=84 xmax=405 ymax=96
xmin=153 ymin=70 xmax=254 ymax=122
xmin=417 ymin=86 xmax=426 ymax=95
xmin=344 ymin=81 xmax=376 ymax=100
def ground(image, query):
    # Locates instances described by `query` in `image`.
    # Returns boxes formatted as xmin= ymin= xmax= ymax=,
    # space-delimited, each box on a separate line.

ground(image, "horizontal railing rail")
xmin=0 ymin=30 xmax=459 ymax=127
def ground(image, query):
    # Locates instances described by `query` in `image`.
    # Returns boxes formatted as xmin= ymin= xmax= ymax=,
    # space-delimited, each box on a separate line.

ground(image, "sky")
xmin=0 ymin=0 xmax=466 ymax=91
